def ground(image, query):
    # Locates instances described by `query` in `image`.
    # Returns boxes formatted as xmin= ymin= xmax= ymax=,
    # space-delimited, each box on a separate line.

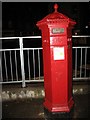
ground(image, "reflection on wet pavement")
xmin=2 ymin=94 xmax=89 ymax=119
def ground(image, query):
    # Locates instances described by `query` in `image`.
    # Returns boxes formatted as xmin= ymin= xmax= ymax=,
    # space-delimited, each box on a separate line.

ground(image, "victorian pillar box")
xmin=36 ymin=4 xmax=76 ymax=112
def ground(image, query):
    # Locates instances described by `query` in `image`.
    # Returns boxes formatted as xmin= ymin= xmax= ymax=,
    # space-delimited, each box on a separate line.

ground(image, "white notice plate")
xmin=53 ymin=47 xmax=65 ymax=60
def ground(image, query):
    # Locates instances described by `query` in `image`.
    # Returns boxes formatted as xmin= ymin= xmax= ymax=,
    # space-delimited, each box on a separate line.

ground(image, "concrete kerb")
xmin=0 ymin=83 xmax=89 ymax=102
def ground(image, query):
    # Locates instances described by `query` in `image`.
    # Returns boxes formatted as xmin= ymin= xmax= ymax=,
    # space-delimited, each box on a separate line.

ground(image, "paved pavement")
xmin=2 ymin=94 xmax=90 ymax=119
xmin=1 ymin=81 xmax=90 ymax=120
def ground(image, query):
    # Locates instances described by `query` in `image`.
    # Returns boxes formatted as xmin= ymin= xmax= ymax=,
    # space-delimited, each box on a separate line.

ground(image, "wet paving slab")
xmin=2 ymin=94 xmax=90 ymax=120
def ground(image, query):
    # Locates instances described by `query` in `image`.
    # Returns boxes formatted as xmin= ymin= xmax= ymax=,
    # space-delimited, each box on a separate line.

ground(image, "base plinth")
xmin=43 ymin=97 xmax=74 ymax=113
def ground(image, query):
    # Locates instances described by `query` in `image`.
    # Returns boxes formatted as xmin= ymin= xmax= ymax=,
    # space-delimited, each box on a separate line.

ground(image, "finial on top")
xmin=54 ymin=3 xmax=58 ymax=12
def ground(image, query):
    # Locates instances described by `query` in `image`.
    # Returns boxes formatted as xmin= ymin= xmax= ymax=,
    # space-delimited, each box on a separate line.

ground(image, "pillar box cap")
xmin=36 ymin=4 xmax=76 ymax=27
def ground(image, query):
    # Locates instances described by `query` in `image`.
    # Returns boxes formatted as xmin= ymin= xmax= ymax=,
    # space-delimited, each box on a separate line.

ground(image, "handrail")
xmin=0 ymin=35 xmax=90 ymax=40
xmin=0 ymin=35 xmax=90 ymax=87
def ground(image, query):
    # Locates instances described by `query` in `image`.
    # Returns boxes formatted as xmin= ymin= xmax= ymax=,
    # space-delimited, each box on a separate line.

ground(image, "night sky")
xmin=2 ymin=2 xmax=90 ymax=36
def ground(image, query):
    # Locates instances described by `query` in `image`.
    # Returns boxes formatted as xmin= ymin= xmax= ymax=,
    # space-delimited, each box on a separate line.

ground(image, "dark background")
xmin=1 ymin=2 xmax=90 ymax=82
xmin=2 ymin=2 xmax=90 ymax=37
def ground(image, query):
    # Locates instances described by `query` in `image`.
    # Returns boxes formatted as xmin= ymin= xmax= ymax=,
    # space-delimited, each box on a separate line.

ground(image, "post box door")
xmin=50 ymin=45 xmax=68 ymax=105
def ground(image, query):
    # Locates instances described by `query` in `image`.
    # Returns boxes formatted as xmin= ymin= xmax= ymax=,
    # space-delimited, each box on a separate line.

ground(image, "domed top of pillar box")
xmin=36 ymin=4 xmax=76 ymax=28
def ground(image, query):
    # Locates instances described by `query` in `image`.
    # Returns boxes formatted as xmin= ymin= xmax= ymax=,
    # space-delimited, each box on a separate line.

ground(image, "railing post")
xmin=19 ymin=37 xmax=26 ymax=87
xmin=0 ymin=39 xmax=2 ymax=81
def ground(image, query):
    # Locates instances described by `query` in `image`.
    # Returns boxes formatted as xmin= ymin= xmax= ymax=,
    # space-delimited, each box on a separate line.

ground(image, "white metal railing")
xmin=73 ymin=46 xmax=90 ymax=80
xmin=0 ymin=35 xmax=90 ymax=87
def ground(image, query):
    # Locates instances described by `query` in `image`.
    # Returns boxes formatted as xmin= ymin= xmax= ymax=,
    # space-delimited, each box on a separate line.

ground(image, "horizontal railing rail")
xmin=0 ymin=35 xmax=90 ymax=87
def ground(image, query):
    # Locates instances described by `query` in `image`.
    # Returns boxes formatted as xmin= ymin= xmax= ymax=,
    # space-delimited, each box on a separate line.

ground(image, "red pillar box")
xmin=36 ymin=4 xmax=76 ymax=113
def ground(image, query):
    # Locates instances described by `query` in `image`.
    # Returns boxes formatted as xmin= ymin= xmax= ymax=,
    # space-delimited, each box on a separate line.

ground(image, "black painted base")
xmin=44 ymin=107 xmax=74 ymax=120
